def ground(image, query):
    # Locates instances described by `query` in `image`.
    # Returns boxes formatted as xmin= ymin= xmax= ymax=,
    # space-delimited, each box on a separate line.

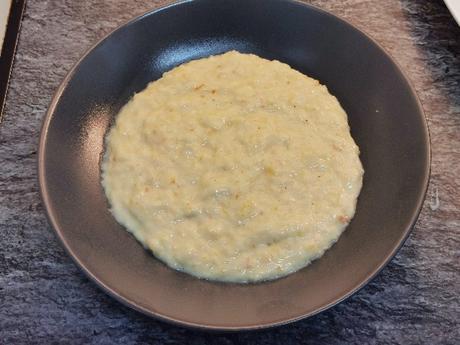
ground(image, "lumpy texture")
xmin=102 ymin=51 xmax=363 ymax=282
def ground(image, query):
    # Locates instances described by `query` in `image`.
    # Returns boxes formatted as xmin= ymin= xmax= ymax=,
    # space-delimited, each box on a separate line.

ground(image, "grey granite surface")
xmin=0 ymin=0 xmax=459 ymax=344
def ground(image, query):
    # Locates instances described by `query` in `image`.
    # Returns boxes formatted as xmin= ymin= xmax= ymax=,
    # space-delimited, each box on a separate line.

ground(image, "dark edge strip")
xmin=0 ymin=0 xmax=26 ymax=123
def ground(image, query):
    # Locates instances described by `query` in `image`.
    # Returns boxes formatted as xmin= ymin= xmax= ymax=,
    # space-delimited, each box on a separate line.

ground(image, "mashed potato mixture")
xmin=101 ymin=51 xmax=363 ymax=282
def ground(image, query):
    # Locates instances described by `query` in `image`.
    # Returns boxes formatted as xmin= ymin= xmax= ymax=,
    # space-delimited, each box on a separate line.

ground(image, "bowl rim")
xmin=38 ymin=0 xmax=431 ymax=331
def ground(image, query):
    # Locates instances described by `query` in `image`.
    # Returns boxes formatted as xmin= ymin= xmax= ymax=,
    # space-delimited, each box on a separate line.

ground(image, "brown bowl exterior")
xmin=38 ymin=0 xmax=430 ymax=330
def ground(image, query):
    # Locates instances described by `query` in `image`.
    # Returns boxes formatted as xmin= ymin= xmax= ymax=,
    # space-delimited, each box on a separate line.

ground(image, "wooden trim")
xmin=0 ymin=0 xmax=26 ymax=122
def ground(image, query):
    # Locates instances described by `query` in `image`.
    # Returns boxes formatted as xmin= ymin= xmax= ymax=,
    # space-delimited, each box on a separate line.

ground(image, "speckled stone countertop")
xmin=1 ymin=0 xmax=459 ymax=344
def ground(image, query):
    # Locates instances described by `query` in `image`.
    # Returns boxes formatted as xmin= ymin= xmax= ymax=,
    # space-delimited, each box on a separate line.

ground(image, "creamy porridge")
xmin=101 ymin=51 xmax=363 ymax=282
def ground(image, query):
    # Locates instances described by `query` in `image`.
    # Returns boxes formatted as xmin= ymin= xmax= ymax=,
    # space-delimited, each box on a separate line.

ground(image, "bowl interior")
xmin=39 ymin=0 xmax=429 ymax=330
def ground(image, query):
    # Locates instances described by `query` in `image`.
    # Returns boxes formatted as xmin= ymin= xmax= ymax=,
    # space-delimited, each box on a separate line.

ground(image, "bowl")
xmin=38 ymin=0 xmax=430 ymax=330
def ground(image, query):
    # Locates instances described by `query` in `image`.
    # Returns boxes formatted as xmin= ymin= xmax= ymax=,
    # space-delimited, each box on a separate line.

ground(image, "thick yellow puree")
xmin=102 ymin=51 xmax=363 ymax=282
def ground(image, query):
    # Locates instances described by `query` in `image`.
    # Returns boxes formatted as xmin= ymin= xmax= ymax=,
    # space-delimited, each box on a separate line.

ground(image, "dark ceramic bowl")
xmin=38 ymin=0 xmax=430 ymax=330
